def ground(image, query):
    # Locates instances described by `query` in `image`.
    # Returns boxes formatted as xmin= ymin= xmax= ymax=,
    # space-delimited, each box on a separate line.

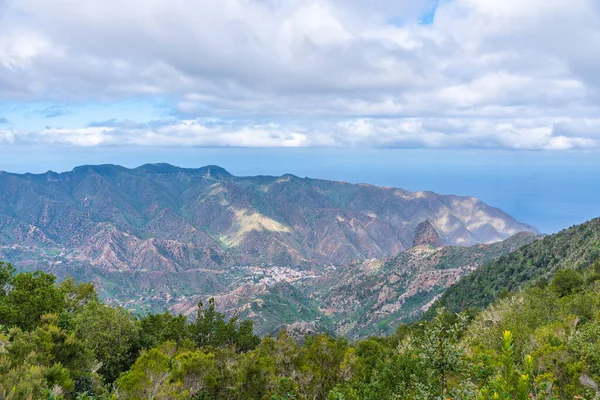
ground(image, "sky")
xmin=0 ymin=0 xmax=599 ymax=233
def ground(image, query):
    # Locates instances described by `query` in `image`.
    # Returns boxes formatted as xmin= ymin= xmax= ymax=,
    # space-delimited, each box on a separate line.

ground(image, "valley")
xmin=0 ymin=163 xmax=541 ymax=337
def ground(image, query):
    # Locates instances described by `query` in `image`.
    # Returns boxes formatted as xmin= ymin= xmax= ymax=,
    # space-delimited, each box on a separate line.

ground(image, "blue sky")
xmin=0 ymin=0 xmax=599 ymax=232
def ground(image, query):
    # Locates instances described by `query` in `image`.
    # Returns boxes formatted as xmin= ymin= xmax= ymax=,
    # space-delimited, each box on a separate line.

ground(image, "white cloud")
xmin=0 ymin=0 xmax=599 ymax=149
xmin=552 ymin=119 xmax=600 ymax=139
xmin=3 ymin=117 xmax=598 ymax=150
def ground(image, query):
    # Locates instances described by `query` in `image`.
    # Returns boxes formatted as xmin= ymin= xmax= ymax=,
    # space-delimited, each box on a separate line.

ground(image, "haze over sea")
xmin=1 ymin=146 xmax=597 ymax=235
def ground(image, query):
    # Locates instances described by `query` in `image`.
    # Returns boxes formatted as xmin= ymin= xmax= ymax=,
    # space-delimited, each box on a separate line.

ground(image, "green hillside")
xmin=436 ymin=217 xmax=600 ymax=314
xmin=2 ymin=250 xmax=600 ymax=399
xmin=313 ymin=231 xmax=538 ymax=339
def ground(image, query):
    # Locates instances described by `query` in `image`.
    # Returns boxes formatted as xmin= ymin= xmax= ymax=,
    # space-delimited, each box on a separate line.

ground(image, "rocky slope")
xmin=412 ymin=220 xmax=441 ymax=248
xmin=312 ymin=231 xmax=539 ymax=338
xmin=434 ymin=217 xmax=600 ymax=315
xmin=0 ymin=163 xmax=537 ymax=273
xmin=158 ymin=232 xmax=538 ymax=338
xmin=0 ymin=163 xmax=540 ymax=337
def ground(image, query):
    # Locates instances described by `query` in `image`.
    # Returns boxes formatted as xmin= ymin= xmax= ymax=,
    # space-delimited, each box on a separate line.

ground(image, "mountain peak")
xmin=133 ymin=163 xmax=231 ymax=178
xmin=135 ymin=163 xmax=187 ymax=174
xmin=71 ymin=164 xmax=128 ymax=175
xmin=412 ymin=220 xmax=441 ymax=248
xmin=198 ymin=165 xmax=232 ymax=179
xmin=0 ymin=164 xmax=537 ymax=269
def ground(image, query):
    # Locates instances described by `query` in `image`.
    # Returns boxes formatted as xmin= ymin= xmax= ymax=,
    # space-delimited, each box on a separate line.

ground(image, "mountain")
xmin=435 ymin=217 xmax=600 ymax=315
xmin=0 ymin=163 xmax=539 ymax=336
xmin=311 ymin=231 xmax=538 ymax=338
xmin=161 ymin=231 xmax=538 ymax=338
xmin=0 ymin=163 xmax=536 ymax=271
xmin=412 ymin=220 xmax=441 ymax=248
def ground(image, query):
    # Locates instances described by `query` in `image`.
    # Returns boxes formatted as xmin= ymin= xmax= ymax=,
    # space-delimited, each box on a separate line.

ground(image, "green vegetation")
xmin=316 ymin=231 xmax=538 ymax=339
xmin=0 ymin=260 xmax=259 ymax=399
xmin=2 ymin=255 xmax=600 ymax=399
xmin=434 ymin=217 xmax=600 ymax=315
xmin=239 ymin=283 xmax=335 ymax=337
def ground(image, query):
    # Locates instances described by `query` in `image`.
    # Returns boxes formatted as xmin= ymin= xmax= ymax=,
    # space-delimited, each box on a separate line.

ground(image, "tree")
xmin=0 ymin=261 xmax=15 ymax=295
xmin=0 ymin=270 xmax=65 ymax=331
xmin=58 ymin=278 xmax=97 ymax=313
xmin=73 ymin=301 xmax=140 ymax=383
xmin=353 ymin=339 xmax=385 ymax=383
xmin=116 ymin=347 xmax=171 ymax=400
xmin=138 ymin=311 xmax=187 ymax=350
xmin=417 ymin=307 xmax=468 ymax=398
xmin=486 ymin=331 xmax=542 ymax=400
xmin=0 ymin=314 xmax=100 ymax=398
xmin=270 ymin=377 xmax=303 ymax=400
xmin=571 ymin=321 xmax=600 ymax=377
xmin=301 ymin=335 xmax=348 ymax=399
xmin=236 ymin=319 xmax=261 ymax=352
xmin=192 ymin=298 xmax=259 ymax=352
xmin=236 ymin=349 xmax=276 ymax=400
xmin=0 ymin=363 xmax=48 ymax=400
xmin=210 ymin=346 xmax=240 ymax=399
xmin=171 ymin=349 xmax=218 ymax=398
xmin=272 ymin=331 xmax=301 ymax=378
xmin=351 ymin=343 xmax=429 ymax=400
xmin=550 ymin=268 xmax=583 ymax=297
xmin=57 ymin=278 xmax=98 ymax=333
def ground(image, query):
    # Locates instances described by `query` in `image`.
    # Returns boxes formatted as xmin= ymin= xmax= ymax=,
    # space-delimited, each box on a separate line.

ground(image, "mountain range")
xmin=170 ymin=230 xmax=538 ymax=337
xmin=0 ymin=163 xmax=540 ymax=336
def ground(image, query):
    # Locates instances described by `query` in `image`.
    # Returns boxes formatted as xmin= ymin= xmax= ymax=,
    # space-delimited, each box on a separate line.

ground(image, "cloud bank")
xmin=0 ymin=0 xmax=599 ymax=149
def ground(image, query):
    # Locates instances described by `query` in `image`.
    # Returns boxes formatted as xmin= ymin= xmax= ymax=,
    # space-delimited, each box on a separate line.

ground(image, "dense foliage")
xmin=1 ymin=255 xmax=600 ymax=399
xmin=434 ymin=217 xmax=600 ymax=314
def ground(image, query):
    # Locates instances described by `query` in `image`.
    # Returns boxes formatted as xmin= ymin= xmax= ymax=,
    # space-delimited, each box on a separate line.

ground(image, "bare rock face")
xmin=318 ymin=231 xmax=539 ymax=339
xmin=413 ymin=220 xmax=441 ymax=248
xmin=282 ymin=321 xmax=322 ymax=343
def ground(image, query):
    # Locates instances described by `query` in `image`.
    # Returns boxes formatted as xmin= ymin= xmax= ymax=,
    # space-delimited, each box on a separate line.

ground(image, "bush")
xmin=550 ymin=269 xmax=584 ymax=297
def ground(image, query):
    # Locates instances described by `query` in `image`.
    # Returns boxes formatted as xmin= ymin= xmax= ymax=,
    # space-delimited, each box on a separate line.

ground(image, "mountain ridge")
xmin=161 ymin=231 xmax=539 ymax=337
xmin=0 ymin=163 xmax=540 ymax=335
xmin=432 ymin=217 xmax=600 ymax=316
xmin=0 ymin=163 xmax=538 ymax=270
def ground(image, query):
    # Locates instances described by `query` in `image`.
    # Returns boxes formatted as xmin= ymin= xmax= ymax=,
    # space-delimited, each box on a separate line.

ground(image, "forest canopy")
xmin=0 ymin=259 xmax=600 ymax=399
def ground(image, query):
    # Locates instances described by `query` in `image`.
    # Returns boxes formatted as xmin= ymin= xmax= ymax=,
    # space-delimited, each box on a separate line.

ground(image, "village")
xmin=236 ymin=265 xmax=321 ymax=286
